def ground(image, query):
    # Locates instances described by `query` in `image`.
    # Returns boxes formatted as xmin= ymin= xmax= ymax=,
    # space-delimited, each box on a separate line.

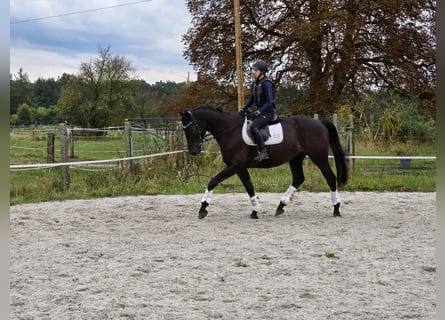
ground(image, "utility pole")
xmin=233 ymin=0 xmax=244 ymax=110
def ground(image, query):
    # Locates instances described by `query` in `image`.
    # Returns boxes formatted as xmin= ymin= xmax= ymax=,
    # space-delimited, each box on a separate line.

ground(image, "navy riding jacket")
xmin=242 ymin=77 xmax=275 ymax=114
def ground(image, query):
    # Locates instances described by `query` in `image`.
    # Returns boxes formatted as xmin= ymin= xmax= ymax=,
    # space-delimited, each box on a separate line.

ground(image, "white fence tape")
xmin=343 ymin=155 xmax=436 ymax=160
xmin=10 ymin=151 xmax=435 ymax=171
xmin=10 ymin=150 xmax=187 ymax=170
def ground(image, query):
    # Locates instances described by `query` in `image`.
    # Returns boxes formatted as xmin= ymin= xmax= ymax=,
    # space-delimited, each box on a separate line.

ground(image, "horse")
xmin=180 ymin=106 xmax=348 ymax=219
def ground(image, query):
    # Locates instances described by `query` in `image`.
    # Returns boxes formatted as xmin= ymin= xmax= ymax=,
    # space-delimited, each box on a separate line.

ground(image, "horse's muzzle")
xmin=188 ymin=145 xmax=201 ymax=156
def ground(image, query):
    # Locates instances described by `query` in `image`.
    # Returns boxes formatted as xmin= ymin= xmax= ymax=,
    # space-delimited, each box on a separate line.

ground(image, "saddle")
xmin=242 ymin=117 xmax=284 ymax=146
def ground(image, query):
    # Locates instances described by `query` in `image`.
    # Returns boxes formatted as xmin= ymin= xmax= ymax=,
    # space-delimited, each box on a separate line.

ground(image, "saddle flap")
xmin=242 ymin=118 xmax=284 ymax=146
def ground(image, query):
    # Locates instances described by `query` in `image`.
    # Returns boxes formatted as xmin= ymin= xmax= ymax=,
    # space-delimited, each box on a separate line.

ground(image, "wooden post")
xmin=67 ymin=127 xmax=74 ymax=158
xmin=233 ymin=0 xmax=244 ymax=110
xmin=332 ymin=113 xmax=338 ymax=129
xmin=348 ymin=115 xmax=355 ymax=170
xmin=124 ymin=121 xmax=133 ymax=170
xmin=176 ymin=121 xmax=186 ymax=169
xmin=46 ymin=133 xmax=55 ymax=163
xmin=59 ymin=123 xmax=70 ymax=189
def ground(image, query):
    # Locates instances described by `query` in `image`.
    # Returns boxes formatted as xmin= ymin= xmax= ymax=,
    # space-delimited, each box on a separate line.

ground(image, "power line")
xmin=10 ymin=0 xmax=153 ymax=24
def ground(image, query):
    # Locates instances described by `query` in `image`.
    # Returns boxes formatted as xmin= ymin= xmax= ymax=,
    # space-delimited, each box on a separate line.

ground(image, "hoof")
xmin=250 ymin=211 xmax=259 ymax=219
xmin=199 ymin=201 xmax=209 ymax=219
xmin=333 ymin=203 xmax=341 ymax=217
xmin=275 ymin=202 xmax=286 ymax=216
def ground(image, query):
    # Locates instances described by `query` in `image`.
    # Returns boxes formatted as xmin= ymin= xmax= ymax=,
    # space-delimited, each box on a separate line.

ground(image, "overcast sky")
xmin=10 ymin=0 xmax=197 ymax=83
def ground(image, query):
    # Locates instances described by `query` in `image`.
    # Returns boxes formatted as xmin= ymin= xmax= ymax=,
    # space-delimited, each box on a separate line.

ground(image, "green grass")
xmin=234 ymin=258 xmax=249 ymax=267
xmin=324 ymin=251 xmax=338 ymax=259
xmin=10 ymin=129 xmax=436 ymax=205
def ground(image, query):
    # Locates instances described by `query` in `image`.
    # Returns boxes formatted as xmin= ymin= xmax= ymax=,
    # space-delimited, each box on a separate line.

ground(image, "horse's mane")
xmin=194 ymin=105 xmax=225 ymax=113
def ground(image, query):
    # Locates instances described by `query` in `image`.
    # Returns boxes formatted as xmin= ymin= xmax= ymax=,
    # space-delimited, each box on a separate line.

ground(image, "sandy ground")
xmin=10 ymin=192 xmax=436 ymax=320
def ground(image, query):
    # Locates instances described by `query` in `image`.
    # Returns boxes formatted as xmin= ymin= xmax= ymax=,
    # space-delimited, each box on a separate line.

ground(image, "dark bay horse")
xmin=180 ymin=106 xmax=348 ymax=219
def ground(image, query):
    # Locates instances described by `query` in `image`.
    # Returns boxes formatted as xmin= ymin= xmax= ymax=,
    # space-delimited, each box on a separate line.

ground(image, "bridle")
xmin=182 ymin=111 xmax=206 ymax=148
xmin=182 ymin=109 xmax=242 ymax=146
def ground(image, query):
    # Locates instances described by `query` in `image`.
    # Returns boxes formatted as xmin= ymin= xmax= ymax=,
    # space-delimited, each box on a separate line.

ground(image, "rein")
xmin=184 ymin=111 xmax=242 ymax=145
xmin=182 ymin=111 xmax=206 ymax=147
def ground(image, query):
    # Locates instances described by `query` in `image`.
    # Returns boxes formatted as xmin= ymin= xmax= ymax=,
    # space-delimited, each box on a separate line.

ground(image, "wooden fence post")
xmin=67 ymin=126 xmax=74 ymax=158
xmin=332 ymin=113 xmax=338 ymax=129
xmin=47 ymin=133 xmax=55 ymax=163
xmin=176 ymin=121 xmax=186 ymax=169
xmin=59 ymin=123 xmax=70 ymax=189
xmin=345 ymin=115 xmax=355 ymax=170
xmin=124 ymin=121 xmax=133 ymax=171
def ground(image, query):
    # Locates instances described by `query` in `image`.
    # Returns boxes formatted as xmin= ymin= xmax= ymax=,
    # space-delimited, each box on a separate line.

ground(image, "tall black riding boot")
xmin=251 ymin=127 xmax=269 ymax=161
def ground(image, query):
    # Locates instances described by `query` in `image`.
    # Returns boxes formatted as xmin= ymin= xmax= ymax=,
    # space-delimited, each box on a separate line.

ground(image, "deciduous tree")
xmin=16 ymin=103 xmax=33 ymax=125
xmin=57 ymin=46 xmax=136 ymax=128
xmin=183 ymin=0 xmax=435 ymax=114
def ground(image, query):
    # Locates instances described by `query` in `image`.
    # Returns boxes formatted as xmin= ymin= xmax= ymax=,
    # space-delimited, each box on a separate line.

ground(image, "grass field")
xmin=10 ymin=128 xmax=436 ymax=205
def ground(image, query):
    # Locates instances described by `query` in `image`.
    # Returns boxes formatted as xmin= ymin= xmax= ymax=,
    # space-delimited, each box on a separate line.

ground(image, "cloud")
xmin=10 ymin=46 xmax=90 ymax=80
xmin=10 ymin=0 xmax=197 ymax=83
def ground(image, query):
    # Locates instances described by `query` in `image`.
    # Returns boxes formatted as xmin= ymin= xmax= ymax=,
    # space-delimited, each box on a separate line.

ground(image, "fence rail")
xmin=10 ymin=153 xmax=437 ymax=170
xmin=10 ymin=116 xmax=436 ymax=188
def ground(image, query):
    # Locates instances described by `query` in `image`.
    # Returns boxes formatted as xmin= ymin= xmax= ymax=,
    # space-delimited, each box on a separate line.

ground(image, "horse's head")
xmin=180 ymin=110 xmax=205 ymax=155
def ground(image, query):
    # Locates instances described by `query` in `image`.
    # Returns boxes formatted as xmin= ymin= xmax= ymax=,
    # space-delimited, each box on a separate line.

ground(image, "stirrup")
xmin=254 ymin=150 xmax=269 ymax=161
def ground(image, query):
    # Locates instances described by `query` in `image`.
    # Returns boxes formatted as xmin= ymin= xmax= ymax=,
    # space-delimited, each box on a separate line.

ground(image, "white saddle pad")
xmin=242 ymin=118 xmax=284 ymax=146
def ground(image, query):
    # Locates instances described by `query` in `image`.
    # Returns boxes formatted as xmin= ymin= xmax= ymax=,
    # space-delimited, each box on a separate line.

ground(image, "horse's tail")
xmin=321 ymin=119 xmax=349 ymax=186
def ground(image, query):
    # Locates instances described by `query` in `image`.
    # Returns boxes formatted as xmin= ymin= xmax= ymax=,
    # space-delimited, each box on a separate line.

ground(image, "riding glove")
xmin=250 ymin=110 xmax=261 ymax=119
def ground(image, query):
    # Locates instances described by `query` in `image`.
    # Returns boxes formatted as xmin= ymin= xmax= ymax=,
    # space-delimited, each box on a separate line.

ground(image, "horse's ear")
xmin=179 ymin=110 xmax=192 ymax=119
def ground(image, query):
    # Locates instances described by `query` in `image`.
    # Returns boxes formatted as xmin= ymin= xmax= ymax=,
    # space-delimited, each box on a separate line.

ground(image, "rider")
xmin=239 ymin=59 xmax=276 ymax=161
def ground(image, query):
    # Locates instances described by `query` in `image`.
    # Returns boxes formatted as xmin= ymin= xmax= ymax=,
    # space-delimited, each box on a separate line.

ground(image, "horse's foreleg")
xmin=199 ymin=189 xmax=212 ymax=219
xmin=276 ymin=185 xmax=297 ymax=216
xmin=249 ymin=196 xmax=260 ymax=219
xmin=237 ymin=169 xmax=260 ymax=219
xmin=276 ymin=156 xmax=304 ymax=216
xmin=198 ymin=165 xmax=238 ymax=219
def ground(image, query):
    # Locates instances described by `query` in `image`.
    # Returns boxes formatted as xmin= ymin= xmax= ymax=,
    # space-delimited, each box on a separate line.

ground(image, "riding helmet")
xmin=251 ymin=59 xmax=269 ymax=72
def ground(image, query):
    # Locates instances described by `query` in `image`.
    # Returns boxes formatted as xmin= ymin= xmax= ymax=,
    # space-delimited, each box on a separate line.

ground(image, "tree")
xmin=57 ymin=73 xmax=76 ymax=89
xmin=16 ymin=103 xmax=33 ymax=125
xmin=10 ymin=68 xmax=33 ymax=115
xmin=57 ymin=46 xmax=137 ymax=128
xmin=183 ymin=0 xmax=436 ymax=114
xmin=132 ymin=80 xmax=187 ymax=123
xmin=10 ymin=114 xmax=19 ymax=127
xmin=33 ymin=77 xmax=59 ymax=107
xmin=170 ymin=74 xmax=238 ymax=114
xmin=33 ymin=106 xmax=50 ymax=124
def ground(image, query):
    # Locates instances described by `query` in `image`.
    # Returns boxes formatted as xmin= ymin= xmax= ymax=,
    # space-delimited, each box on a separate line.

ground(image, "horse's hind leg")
xmin=311 ymin=156 xmax=342 ymax=217
xmin=237 ymin=169 xmax=260 ymax=219
xmin=276 ymin=156 xmax=305 ymax=216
